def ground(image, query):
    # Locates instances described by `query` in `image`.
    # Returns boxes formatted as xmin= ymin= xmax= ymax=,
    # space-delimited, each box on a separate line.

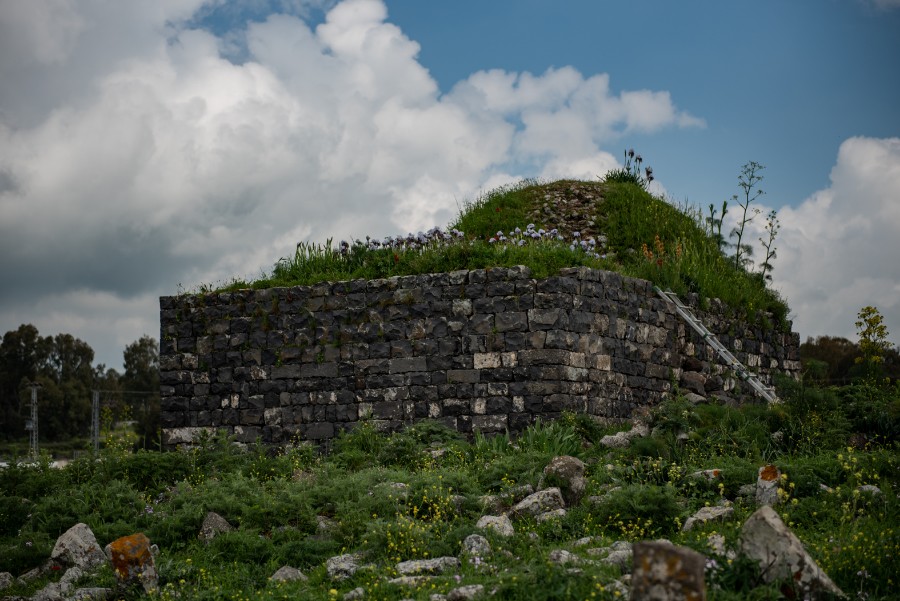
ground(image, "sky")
xmin=1 ymin=0 xmax=899 ymax=372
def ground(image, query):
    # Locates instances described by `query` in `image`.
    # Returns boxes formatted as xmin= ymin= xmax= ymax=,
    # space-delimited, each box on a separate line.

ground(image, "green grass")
xmin=215 ymin=178 xmax=789 ymax=327
xmin=1 ymin=381 xmax=897 ymax=600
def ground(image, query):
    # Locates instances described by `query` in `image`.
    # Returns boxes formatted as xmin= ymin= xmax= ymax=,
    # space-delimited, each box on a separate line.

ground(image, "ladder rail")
xmin=655 ymin=287 xmax=779 ymax=404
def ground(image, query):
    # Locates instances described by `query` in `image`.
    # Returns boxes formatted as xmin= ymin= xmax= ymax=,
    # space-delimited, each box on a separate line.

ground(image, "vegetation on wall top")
xmin=218 ymin=157 xmax=789 ymax=327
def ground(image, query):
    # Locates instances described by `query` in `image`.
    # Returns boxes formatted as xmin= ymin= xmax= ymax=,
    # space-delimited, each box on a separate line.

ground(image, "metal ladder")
xmin=654 ymin=287 xmax=779 ymax=404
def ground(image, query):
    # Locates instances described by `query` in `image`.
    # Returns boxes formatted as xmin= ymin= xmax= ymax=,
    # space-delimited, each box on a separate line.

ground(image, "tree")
xmin=800 ymin=336 xmax=862 ymax=384
xmin=855 ymin=306 xmax=893 ymax=382
xmin=0 ymin=325 xmax=51 ymax=440
xmin=37 ymin=333 xmax=95 ymax=440
xmin=122 ymin=336 xmax=160 ymax=449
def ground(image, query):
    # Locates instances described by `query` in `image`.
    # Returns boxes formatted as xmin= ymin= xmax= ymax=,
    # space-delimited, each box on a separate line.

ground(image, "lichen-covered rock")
xmin=756 ymin=464 xmax=781 ymax=506
xmin=739 ymin=506 xmax=845 ymax=599
xmin=536 ymin=508 xmax=567 ymax=522
xmin=548 ymin=549 xmax=581 ymax=566
xmin=682 ymin=505 xmax=734 ymax=532
xmin=447 ymin=584 xmax=485 ymax=600
xmin=388 ymin=575 xmax=433 ymax=587
xmin=71 ymin=588 xmax=112 ymax=600
xmin=541 ymin=456 xmax=586 ymax=505
xmin=510 ymin=488 xmax=565 ymax=517
xmin=475 ymin=515 xmax=514 ymax=537
xmin=270 ymin=565 xmax=307 ymax=582
xmin=396 ymin=556 xmax=459 ymax=576
xmin=326 ymin=553 xmax=364 ymax=581
xmin=108 ymin=533 xmax=158 ymax=593
xmin=0 ymin=572 xmax=13 ymax=591
xmin=461 ymin=534 xmax=491 ymax=556
xmin=586 ymin=541 xmax=633 ymax=571
xmin=599 ymin=421 xmax=649 ymax=448
xmin=343 ymin=587 xmax=365 ymax=600
xmin=50 ymin=523 xmax=106 ymax=571
xmin=199 ymin=512 xmax=234 ymax=543
xmin=690 ymin=469 xmax=722 ymax=481
xmin=60 ymin=566 xmax=84 ymax=593
xmin=631 ymin=541 xmax=707 ymax=601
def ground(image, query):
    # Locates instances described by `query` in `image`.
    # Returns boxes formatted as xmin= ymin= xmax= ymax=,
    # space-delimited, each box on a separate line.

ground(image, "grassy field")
xmin=1 ymin=377 xmax=897 ymax=600
xmin=218 ymin=178 xmax=788 ymax=329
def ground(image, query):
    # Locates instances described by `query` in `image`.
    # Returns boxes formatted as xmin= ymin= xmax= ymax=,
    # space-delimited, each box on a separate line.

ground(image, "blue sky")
xmin=1 ymin=0 xmax=898 ymax=370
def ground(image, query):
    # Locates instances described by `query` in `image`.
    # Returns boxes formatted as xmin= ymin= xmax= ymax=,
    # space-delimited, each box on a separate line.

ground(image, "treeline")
xmin=0 ymin=324 xmax=160 ymax=448
xmin=800 ymin=334 xmax=900 ymax=385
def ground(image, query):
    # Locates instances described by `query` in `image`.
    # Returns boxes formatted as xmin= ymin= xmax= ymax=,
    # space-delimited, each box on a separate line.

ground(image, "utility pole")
xmin=26 ymin=381 xmax=42 ymax=461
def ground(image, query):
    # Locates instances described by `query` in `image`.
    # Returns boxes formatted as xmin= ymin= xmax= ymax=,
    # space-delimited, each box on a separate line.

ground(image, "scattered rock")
xmin=690 ymin=469 xmax=722 ymax=481
xmin=631 ymin=541 xmax=707 ymax=601
xmin=739 ymin=506 xmax=845 ymax=599
xmin=541 ymin=456 xmax=586 ymax=505
xmin=510 ymin=488 xmax=565 ymax=518
xmin=586 ymin=541 xmax=633 ymax=571
xmin=19 ymin=565 xmax=44 ymax=582
xmin=396 ymin=557 xmax=459 ymax=576
xmin=270 ymin=565 xmax=307 ymax=582
xmin=573 ymin=536 xmax=598 ymax=547
xmin=476 ymin=515 xmax=514 ymax=537
xmin=33 ymin=582 xmax=64 ymax=601
xmin=599 ymin=421 xmax=649 ymax=448
xmin=108 ymin=533 xmax=158 ymax=593
xmin=682 ymin=505 xmax=735 ymax=532
xmin=388 ymin=575 xmax=433 ymax=587
xmin=326 ymin=553 xmax=364 ymax=581
xmin=756 ymin=465 xmax=781 ymax=506
xmin=461 ymin=534 xmax=491 ymax=556
xmin=316 ymin=515 xmax=338 ymax=534
xmin=70 ymin=588 xmax=112 ymax=600
xmin=447 ymin=584 xmax=485 ymax=600
xmin=60 ymin=566 xmax=84 ymax=593
xmin=548 ymin=549 xmax=582 ymax=566
xmin=737 ymin=484 xmax=756 ymax=497
xmin=858 ymin=484 xmax=881 ymax=495
xmin=343 ymin=586 xmax=365 ymax=600
xmin=0 ymin=572 xmax=13 ymax=590
xmin=536 ymin=508 xmax=567 ymax=522
xmin=199 ymin=512 xmax=234 ymax=543
xmin=50 ymin=523 xmax=106 ymax=571
xmin=477 ymin=495 xmax=504 ymax=513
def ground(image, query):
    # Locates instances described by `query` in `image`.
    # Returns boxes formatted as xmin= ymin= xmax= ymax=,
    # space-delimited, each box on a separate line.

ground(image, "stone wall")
xmin=159 ymin=267 xmax=800 ymax=448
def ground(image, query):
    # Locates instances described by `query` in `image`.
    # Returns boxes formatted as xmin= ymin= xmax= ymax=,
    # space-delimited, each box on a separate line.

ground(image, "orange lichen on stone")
xmin=759 ymin=464 xmax=779 ymax=481
xmin=109 ymin=533 xmax=157 ymax=591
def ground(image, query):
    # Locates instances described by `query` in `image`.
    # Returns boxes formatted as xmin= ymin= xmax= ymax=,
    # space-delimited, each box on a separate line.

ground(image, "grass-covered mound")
xmin=1 ymin=380 xmax=897 ymax=599
xmin=224 ymin=178 xmax=789 ymax=328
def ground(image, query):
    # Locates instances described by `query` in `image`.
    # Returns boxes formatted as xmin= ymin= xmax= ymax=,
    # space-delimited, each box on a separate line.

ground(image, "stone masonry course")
xmin=159 ymin=266 xmax=800 ymax=448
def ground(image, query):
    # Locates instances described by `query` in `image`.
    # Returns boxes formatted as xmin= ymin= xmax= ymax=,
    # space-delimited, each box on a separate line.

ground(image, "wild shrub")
xmin=514 ymin=416 xmax=582 ymax=457
xmin=590 ymin=484 xmax=682 ymax=538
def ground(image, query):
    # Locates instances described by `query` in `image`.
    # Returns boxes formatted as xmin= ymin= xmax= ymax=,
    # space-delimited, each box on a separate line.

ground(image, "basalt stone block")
xmin=631 ymin=541 xmax=706 ymax=601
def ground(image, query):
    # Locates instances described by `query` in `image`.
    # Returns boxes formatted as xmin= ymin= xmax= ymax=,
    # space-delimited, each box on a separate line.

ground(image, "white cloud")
xmin=739 ymin=137 xmax=900 ymax=345
xmin=0 ymin=0 xmax=703 ymax=369
xmin=867 ymin=0 xmax=900 ymax=10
